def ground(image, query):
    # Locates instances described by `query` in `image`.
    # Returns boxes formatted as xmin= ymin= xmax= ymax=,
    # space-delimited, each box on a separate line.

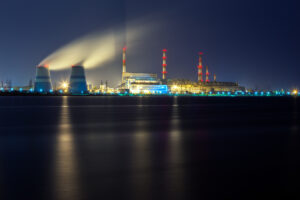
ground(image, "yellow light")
xmin=172 ymin=85 xmax=178 ymax=90
xmin=61 ymin=82 xmax=69 ymax=89
xmin=293 ymin=89 xmax=298 ymax=95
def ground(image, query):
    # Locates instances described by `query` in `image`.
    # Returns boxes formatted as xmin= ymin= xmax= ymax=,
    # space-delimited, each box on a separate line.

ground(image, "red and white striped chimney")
xmin=122 ymin=46 xmax=126 ymax=82
xmin=206 ymin=66 xmax=210 ymax=83
xmin=162 ymin=49 xmax=167 ymax=80
xmin=198 ymin=52 xmax=203 ymax=83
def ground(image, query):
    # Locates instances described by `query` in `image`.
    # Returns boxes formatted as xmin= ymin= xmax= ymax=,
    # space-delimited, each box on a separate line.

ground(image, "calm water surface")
xmin=0 ymin=96 xmax=299 ymax=200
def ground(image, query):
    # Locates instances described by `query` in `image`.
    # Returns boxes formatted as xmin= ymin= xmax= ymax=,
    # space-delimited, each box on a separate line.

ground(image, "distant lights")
xmin=60 ymin=81 xmax=69 ymax=89
xmin=292 ymin=89 xmax=298 ymax=95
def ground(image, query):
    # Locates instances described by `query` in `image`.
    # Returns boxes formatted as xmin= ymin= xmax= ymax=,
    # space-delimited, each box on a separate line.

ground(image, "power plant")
xmin=118 ymin=48 xmax=245 ymax=94
xmin=120 ymin=47 xmax=168 ymax=94
xmin=34 ymin=65 xmax=52 ymax=92
xmin=6 ymin=46 xmax=296 ymax=96
xmin=69 ymin=65 xmax=88 ymax=95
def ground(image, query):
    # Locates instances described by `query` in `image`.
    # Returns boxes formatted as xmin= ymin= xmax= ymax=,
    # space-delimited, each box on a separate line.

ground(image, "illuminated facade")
xmin=121 ymin=72 xmax=168 ymax=94
xmin=130 ymin=84 xmax=168 ymax=94
xmin=168 ymin=80 xmax=245 ymax=94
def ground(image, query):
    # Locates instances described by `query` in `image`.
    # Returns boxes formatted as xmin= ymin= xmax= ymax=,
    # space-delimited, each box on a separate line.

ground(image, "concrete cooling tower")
xmin=34 ymin=65 xmax=52 ymax=92
xmin=69 ymin=65 xmax=88 ymax=95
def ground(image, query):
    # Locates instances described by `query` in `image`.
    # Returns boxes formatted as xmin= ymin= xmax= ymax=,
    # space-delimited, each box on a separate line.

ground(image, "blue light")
xmin=11 ymin=88 xmax=14 ymax=91
xmin=287 ymin=92 xmax=290 ymax=95
xmin=19 ymin=88 xmax=23 ymax=92
xmin=222 ymin=92 xmax=225 ymax=95
xmin=255 ymin=92 xmax=258 ymax=95
xmin=59 ymin=90 xmax=63 ymax=93
xmin=50 ymin=89 xmax=53 ymax=93
xmin=30 ymin=88 xmax=33 ymax=92
xmin=261 ymin=92 xmax=264 ymax=95
xmin=39 ymin=89 xmax=43 ymax=92
xmin=227 ymin=92 xmax=231 ymax=95
xmin=267 ymin=92 xmax=270 ymax=95
xmin=242 ymin=92 xmax=245 ymax=95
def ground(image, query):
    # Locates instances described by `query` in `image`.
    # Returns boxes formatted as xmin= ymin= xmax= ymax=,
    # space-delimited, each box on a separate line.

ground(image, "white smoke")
xmin=39 ymin=26 xmax=143 ymax=70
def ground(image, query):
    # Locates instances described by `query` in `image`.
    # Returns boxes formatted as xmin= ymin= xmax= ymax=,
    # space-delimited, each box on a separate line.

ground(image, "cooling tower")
xmin=34 ymin=65 xmax=52 ymax=92
xmin=69 ymin=65 xmax=88 ymax=95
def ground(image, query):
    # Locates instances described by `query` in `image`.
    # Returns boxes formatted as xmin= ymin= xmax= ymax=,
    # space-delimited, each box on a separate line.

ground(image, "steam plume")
xmin=39 ymin=26 xmax=142 ymax=70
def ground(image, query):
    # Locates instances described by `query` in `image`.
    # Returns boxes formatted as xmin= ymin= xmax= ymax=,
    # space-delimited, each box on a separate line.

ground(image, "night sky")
xmin=0 ymin=0 xmax=299 ymax=89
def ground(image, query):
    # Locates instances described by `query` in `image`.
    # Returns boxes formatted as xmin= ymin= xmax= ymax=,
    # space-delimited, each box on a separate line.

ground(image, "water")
xmin=0 ymin=96 xmax=299 ymax=200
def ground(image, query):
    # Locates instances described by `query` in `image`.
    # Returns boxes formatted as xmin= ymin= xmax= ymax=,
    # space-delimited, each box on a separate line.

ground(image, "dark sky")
xmin=0 ymin=0 xmax=299 ymax=89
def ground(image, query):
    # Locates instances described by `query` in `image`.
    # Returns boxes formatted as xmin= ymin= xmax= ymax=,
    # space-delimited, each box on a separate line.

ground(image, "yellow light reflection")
xmin=54 ymin=96 xmax=80 ymax=200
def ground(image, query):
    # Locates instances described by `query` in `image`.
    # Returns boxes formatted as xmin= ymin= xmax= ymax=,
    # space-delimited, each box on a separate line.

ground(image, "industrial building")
xmin=119 ymin=47 xmax=244 ymax=94
xmin=120 ymin=47 xmax=169 ymax=94
xmin=69 ymin=65 xmax=88 ymax=95
xmin=29 ymin=47 xmax=245 ymax=95
xmin=34 ymin=65 xmax=52 ymax=93
xmin=166 ymin=52 xmax=245 ymax=94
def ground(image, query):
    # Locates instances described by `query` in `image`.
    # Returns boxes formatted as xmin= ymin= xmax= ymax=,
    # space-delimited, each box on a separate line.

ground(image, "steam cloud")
xmin=39 ymin=26 xmax=143 ymax=70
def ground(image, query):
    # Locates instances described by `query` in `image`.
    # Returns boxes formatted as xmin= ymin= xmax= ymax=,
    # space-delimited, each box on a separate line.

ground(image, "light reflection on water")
xmin=129 ymin=97 xmax=185 ymax=200
xmin=0 ymin=96 xmax=299 ymax=199
xmin=53 ymin=96 xmax=80 ymax=200
xmin=165 ymin=96 xmax=185 ymax=199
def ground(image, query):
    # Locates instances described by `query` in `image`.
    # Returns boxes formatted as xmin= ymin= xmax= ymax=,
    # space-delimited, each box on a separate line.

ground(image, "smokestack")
xmin=69 ymin=65 xmax=88 ymax=95
xmin=198 ymin=52 xmax=203 ymax=83
xmin=162 ymin=49 xmax=167 ymax=80
xmin=34 ymin=65 xmax=52 ymax=92
xmin=122 ymin=46 xmax=126 ymax=82
xmin=206 ymin=66 xmax=210 ymax=83
xmin=214 ymin=74 xmax=216 ymax=82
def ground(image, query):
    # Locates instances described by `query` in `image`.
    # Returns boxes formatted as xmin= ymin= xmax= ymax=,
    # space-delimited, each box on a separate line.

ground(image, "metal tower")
xmin=206 ymin=66 xmax=210 ymax=83
xmin=162 ymin=49 xmax=167 ymax=80
xmin=122 ymin=46 xmax=126 ymax=82
xmin=198 ymin=52 xmax=203 ymax=83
